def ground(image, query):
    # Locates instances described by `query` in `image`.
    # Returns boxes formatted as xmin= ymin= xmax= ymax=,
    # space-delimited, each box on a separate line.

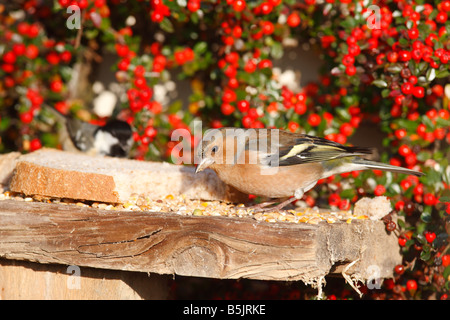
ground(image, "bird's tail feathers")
xmin=353 ymin=158 xmax=424 ymax=177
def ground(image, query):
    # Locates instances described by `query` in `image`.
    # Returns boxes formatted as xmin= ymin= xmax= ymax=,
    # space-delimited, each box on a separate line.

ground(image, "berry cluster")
xmin=0 ymin=0 xmax=449 ymax=300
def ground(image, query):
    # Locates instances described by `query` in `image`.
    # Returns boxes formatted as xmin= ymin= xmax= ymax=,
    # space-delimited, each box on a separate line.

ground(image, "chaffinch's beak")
xmin=195 ymin=157 xmax=215 ymax=173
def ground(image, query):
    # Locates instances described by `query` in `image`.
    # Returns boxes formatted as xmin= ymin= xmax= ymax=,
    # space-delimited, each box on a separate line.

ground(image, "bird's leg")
xmin=238 ymin=200 xmax=278 ymax=211
xmin=237 ymin=189 xmax=305 ymax=213
xmin=258 ymin=197 xmax=297 ymax=212
xmin=240 ymin=197 xmax=297 ymax=213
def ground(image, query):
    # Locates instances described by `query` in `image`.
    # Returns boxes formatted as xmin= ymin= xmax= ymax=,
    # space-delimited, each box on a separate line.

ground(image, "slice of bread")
xmin=9 ymin=148 xmax=246 ymax=204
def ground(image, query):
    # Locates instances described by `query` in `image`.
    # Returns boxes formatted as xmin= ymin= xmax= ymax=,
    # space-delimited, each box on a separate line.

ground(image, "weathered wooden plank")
xmin=0 ymin=199 xmax=401 ymax=284
xmin=0 ymin=258 xmax=169 ymax=300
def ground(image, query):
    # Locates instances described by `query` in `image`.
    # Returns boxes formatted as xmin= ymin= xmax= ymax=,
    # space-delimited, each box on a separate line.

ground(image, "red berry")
xmin=328 ymin=193 xmax=341 ymax=207
xmin=134 ymin=65 xmax=146 ymax=78
xmin=413 ymin=86 xmax=425 ymax=98
xmin=232 ymin=0 xmax=246 ymax=12
xmin=294 ymin=102 xmax=306 ymax=115
xmin=12 ymin=43 xmax=26 ymax=56
xmin=77 ymin=0 xmax=89 ymax=9
xmin=416 ymin=123 xmax=427 ymax=136
xmin=338 ymin=198 xmax=350 ymax=210
xmin=222 ymin=88 xmax=236 ymax=103
xmin=115 ymin=44 xmax=129 ymax=58
xmin=398 ymin=50 xmax=411 ymax=62
xmin=345 ymin=65 xmax=356 ymax=76
xmin=260 ymin=2 xmax=273 ymax=15
xmin=2 ymin=51 xmax=16 ymax=64
xmin=401 ymin=82 xmax=413 ymax=95
xmin=387 ymin=51 xmax=398 ymax=63
xmin=398 ymin=237 xmax=407 ymax=247
xmin=261 ymin=21 xmax=274 ymax=35
xmin=237 ymin=100 xmax=250 ymax=113
xmin=386 ymin=220 xmax=396 ymax=232
xmin=287 ymin=121 xmax=299 ymax=132
xmin=423 ymin=193 xmax=437 ymax=206
xmin=347 ymin=44 xmax=361 ymax=56
xmin=398 ymin=144 xmax=411 ymax=157
xmin=408 ymin=75 xmax=418 ymax=85
xmin=20 ymin=110 xmax=33 ymax=124
xmin=60 ymin=51 xmax=72 ymax=63
xmin=187 ymin=0 xmax=200 ymax=12
xmin=244 ymin=59 xmax=257 ymax=73
xmin=436 ymin=11 xmax=448 ymax=24
xmin=408 ymin=28 xmax=419 ymax=39
xmin=50 ymin=79 xmax=63 ymax=93
xmin=94 ymin=0 xmax=106 ymax=7
xmin=287 ymin=12 xmax=301 ymax=27
xmin=221 ymin=103 xmax=235 ymax=116
xmin=242 ymin=115 xmax=253 ymax=128
xmin=413 ymin=183 xmax=424 ymax=195
xmin=134 ymin=77 xmax=147 ymax=89
xmin=339 ymin=123 xmax=353 ymax=136
xmin=374 ymin=184 xmax=386 ymax=196
xmin=342 ymin=54 xmax=355 ymax=66
xmin=434 ymin=128 xmax=446 ymax=140
xmin=406 ymin=280 xmax=417 ymax=292
xmin=394 ymin=265 xmax=404 ymax=275
xmin=46 ymin=52 xmax=60 ymax=65
xmin=395 ymin=129 xmax=407 ymax=139
xmin=258 ymin=59 xmax=272 ymax=69
xmin=424 ymin=231 xmax=436 ymax=243
xmin=29 ymin=138 xmax=42 ymax=151
xmin=307 ymin=113 xmax=321 ymax=126
xmin=442 ymin=254 xmax=450 ymax=267
xmin=144 ymin=126 xmax=157 ymax=139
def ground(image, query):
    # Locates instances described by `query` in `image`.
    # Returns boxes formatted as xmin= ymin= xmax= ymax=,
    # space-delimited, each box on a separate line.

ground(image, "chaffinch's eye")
xmin=211 ymin=146 xmax=219 ymax=154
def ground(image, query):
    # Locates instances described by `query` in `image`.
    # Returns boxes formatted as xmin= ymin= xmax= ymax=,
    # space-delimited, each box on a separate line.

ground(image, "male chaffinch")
xmin=195 ymin=127 xmax=424 ymax=211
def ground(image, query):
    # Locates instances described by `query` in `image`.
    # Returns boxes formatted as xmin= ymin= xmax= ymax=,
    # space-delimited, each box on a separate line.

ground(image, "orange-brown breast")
xmin=210 ymin=162 xmax=324 ymax=198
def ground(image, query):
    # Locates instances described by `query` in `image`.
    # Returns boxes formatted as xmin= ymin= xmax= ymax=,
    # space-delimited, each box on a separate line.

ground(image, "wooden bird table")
xmin=0 ymin=198 xmax=401 ymax=299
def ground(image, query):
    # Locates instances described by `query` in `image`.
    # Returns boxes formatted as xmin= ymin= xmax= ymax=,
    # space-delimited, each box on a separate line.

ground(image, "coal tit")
xmin=47 ymin=105 xmax=133 ymax=158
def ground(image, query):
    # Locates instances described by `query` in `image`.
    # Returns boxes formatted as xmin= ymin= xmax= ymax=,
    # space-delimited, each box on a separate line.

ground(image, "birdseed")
xmin=0 ymin=190 xmax=368 ymax=225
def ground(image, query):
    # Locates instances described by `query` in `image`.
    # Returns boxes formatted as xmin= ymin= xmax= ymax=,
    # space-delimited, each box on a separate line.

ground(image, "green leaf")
xmin=420 ymin=247 xmax=432 ymax=261
xmin=372 ymin=79 xmax=388 ymax=88
xmin=397 ymin=218 xmax=406 ymax=230
xmin=436 ymin=69 xmax=450 ymax=79
xmin=386 ymin=63 xmax=402 ymax=73
xmin=397 ymin=119 xmax=417 ymax=131
xmin=160 ymin=18 xmax=174 ymax=33
xmin=336 ymin=107 xmax=351 ymax=121
xmin=426 ymin=68 xmax=436 ymax=81
xmin=443 ymin=266 xmax=450 ymax=280
xmin=416 ymin=151 xmax=431 ymax=162
xmin=270 ymin=41 xmax=284 ymax=60
xmin=420 ymin=206 xmax=432 ymax=223
xmin=193 ymin=41 xmax=208 ymax=55
xmin=381 ymin=89 xmax=390 ymax=98
xmin=340 ymin=189 xmax=355 ymax=199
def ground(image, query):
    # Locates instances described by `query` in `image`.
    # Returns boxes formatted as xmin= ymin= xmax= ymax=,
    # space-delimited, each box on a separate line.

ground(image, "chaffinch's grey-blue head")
xmin=196 ymin=128 xmax=423 ymax=211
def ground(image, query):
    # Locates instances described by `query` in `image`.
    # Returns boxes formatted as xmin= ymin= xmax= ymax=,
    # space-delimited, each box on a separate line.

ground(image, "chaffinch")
xmin=195 ymin=128 xmax=424 ymax=211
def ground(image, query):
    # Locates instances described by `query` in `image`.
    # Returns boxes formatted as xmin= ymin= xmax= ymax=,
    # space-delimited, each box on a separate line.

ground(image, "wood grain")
xmin=0 ymin=199 xmax=401 ymax=283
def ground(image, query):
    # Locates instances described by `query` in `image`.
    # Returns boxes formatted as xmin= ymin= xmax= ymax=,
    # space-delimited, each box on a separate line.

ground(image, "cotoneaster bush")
xmin=0 ymin=0 xmax=449 ymax=299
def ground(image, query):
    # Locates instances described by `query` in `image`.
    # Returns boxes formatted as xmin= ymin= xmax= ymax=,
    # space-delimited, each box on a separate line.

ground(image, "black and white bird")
xmin=46 ymin=104 xmax=133 ymax=158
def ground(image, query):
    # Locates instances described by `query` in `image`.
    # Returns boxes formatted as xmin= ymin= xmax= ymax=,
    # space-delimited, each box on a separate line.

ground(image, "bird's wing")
xmin=276 ymin=133 xmax=372 ymax=167
xmin=66 ymin=119 xmax=97 ymax=152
